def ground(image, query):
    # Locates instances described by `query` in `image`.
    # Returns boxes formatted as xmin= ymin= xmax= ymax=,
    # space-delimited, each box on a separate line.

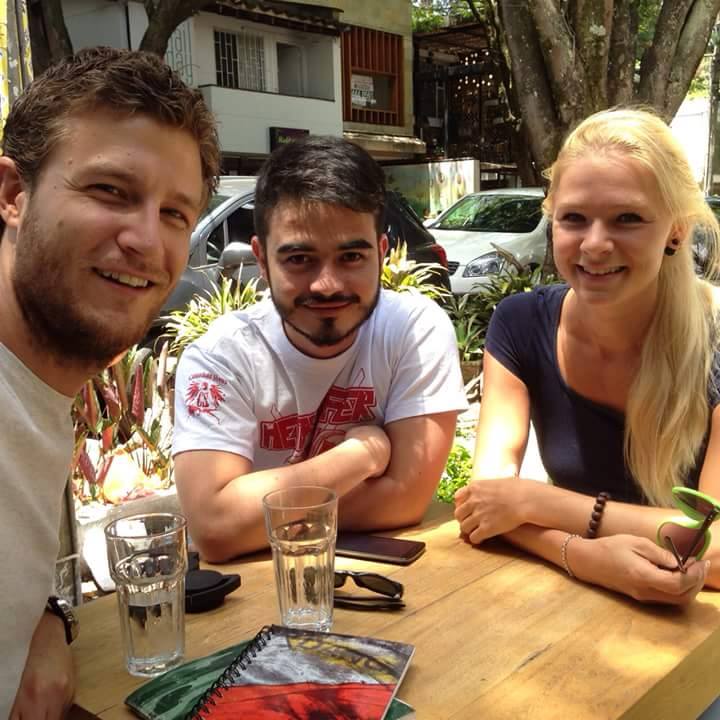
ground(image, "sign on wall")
xmin=269 ymin=126 xmax=309 ymax=151
xmin=351 ymin=74 xmax=376 ymax=108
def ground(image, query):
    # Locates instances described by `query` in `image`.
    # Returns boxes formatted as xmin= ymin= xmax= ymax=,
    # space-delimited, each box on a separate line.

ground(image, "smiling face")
xmin=7 ymin=109 xmax=204 ymax=368
xmin=551 ymin=153 xmax=677 ymax=312
xmin=253 ymin=200 xmax=388 ymax=358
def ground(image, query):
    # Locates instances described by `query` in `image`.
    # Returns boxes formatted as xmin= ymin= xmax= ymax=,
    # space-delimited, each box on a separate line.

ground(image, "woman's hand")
xmin=570 ymin=534 xmax=709 ymax=605
xmin=454 ymin=477 xmax=531 ymax=543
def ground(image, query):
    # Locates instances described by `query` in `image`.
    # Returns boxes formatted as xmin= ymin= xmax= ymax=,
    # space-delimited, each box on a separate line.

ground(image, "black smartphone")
xmin=336 ymin=532 xmax=426 ymax=565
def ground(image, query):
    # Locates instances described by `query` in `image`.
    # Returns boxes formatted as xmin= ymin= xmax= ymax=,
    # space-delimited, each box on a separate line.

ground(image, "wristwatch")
xmin=46 ymin=596 xmax=79 ymax=645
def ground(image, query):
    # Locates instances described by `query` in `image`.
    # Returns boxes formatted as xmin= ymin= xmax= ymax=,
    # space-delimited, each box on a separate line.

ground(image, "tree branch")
xmin=527 ymin=0 xmax=587 ymax=126
xmin=637 ymin=0 xmax=694 ymax=109
xmin=607 ymin=0 xmax=638 ymax=104
xmin=41 ymin=0 xmax=73 ymax=60
xmin=499 ymin=0 xmax=562 ymax=169
xmin=139 ymin=0 xmax=211 ymax=56
xmin=571 ymin=0 xmax=613 ymax=107
xmin=661 ymin=0 xmax=720 ymax=119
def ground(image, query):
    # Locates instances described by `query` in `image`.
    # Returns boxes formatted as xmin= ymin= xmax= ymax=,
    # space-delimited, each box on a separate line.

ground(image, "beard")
xmin=12 ymin=201 xmax=161 ymax=369
xmin=275 ymin=286 xmax=381 ymax=348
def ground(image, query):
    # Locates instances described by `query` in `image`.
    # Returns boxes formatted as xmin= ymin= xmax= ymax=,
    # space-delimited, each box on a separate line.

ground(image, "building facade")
xmin=61 ymin=0 xmax=424 ymax=169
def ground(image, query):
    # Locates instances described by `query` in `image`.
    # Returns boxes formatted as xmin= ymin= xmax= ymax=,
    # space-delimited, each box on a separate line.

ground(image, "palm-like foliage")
xmin=72 ymin=343 xmax=174 ymax=503
xmin=162 ymin=275 xmax=265 ymax=356
xmin=380 ymin=242 xmax=450 ymax=301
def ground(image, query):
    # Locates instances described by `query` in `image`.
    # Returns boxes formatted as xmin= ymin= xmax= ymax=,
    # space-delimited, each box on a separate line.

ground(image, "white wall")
xmin=192 ymin=11 xmax=336 ymax=100
xmin=201 ymin=85 xmax=342 ymax=155
xmin=60 ymin=1 xmax=343 ymax=156
xmin=127 ymin=1 xmax=148 ymax=49
xmin=63 ymin=0 xmax=129 ymax=50
xmin=671 ymin=97 xmax=710 ymax=187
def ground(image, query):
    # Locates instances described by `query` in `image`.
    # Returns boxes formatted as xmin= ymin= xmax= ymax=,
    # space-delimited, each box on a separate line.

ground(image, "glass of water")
xmin=104 ymin=513 xmax=187 ymax=677
xmin=262 ymin=486 xmax=337 ymax=632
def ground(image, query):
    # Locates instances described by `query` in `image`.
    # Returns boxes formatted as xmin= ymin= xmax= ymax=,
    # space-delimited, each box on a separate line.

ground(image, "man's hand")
xmin=10 ymin=611 xmax=75 ymax=719
xmin=344 ymin=425 xmax=391 ymax=478
xmin=572 ymin=534 xmax=708 ymax=605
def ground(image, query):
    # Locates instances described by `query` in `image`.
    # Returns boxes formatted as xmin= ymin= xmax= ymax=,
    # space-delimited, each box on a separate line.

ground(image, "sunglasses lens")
xmin=355 ymin=574 xmax=403 ymax=598
xmin=334 ymin=572 xmax=346 ymax=589
xmin=675 ymin=489 xmax=717 ymax=516
xmin=662 ymin=523 xmax=706 ymax=560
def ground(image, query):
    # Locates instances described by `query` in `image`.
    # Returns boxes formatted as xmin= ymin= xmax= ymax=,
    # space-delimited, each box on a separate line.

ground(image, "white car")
xmin=427 ymin=188 xmax=548 ymax=294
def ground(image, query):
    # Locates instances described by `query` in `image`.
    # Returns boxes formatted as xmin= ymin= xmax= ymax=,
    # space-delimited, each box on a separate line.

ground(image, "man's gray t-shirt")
xmin=0 ymin=344 xmax=73 ymax=716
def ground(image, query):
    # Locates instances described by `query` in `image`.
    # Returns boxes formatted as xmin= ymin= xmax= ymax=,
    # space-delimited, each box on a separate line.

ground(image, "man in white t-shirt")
xmin=173 ymin=136 xmax=467 ymax=561
xmin=0 ymin=48 xmax=219 ymax=718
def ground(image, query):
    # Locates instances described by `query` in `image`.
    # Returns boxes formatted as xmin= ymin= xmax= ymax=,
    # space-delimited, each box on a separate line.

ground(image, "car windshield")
xmin=435 ymin=195 xmax=543 ymax=233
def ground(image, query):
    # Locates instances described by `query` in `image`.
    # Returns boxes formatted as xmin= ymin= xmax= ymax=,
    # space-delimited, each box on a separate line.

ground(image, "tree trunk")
xmin=41 ymin=0 xmax=73 ymax=60
xmin=28 ymin=0 xmax=73 ymax=74
xmin=606 ymin=0 xmax=638 ymax=105
xmin=139 ymin=1 xmax=210 ymax=56
xmin=499 ymin=0 xmax=561 ymax=171
xmin=661 ymin=0 xmax=720 ymax=119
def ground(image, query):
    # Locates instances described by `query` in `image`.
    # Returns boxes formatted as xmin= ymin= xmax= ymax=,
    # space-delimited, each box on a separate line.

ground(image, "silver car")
xmin=158 ymin=176 xmax=261 ymax=321
xmin=428 ymin=188 xmax=548 ymax=294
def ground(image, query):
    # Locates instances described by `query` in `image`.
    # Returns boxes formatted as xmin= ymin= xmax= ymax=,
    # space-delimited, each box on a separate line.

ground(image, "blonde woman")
xmin=455 ymin=107 xmax=720 ymax=605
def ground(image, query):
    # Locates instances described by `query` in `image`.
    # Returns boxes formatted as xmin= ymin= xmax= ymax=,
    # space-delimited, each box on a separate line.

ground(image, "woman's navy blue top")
xmin=485 ymin=284 xmax=719 ymax=504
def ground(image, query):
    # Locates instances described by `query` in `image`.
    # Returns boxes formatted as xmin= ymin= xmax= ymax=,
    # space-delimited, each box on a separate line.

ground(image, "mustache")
xmin=295 ymin=293 xmax=360 ymax=307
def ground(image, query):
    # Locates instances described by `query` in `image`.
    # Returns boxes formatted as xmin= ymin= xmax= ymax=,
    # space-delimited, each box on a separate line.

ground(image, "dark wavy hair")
xmin=1 ymin=46 xmax=220 ymax=234
xmin=253 ymin=135 xmax=386 ymax=247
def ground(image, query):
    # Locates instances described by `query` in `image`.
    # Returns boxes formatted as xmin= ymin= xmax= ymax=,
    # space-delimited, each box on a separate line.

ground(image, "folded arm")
xmin=176 ymin=410 xmax=457 ymax=561
xmin=174 ymin=425 xmax=391 ymax=561
xmin=337 ymin=411 xmax=459 ymax=531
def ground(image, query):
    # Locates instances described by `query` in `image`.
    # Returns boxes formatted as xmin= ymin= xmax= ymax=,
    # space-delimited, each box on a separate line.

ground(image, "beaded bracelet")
xmin=586 ymin=491 xmax=611 ymax=539
xmin=560 ymin=533 xmax=581 ymax=578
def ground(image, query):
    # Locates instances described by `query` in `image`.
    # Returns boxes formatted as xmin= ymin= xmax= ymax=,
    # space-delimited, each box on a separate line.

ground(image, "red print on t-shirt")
xmin=185 ymin=373 xmax=227 ymax=422
xmin=260 ymin=385 xmax=377 ymax=461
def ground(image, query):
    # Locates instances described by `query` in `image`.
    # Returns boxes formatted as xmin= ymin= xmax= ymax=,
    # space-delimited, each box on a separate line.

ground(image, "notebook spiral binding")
xmin=186 ymin=625 xmax=274 ymax=719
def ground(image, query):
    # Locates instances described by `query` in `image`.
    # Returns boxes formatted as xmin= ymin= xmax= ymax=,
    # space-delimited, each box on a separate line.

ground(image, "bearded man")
xmin=173 ymin=136 xmax=467 ymax=561
xmin=0 ymin=47 xmax=219 ymax=718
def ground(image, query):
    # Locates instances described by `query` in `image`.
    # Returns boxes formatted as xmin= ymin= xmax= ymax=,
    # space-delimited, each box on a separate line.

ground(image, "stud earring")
xmin=665 ymin=238 xmax=679 ymax=256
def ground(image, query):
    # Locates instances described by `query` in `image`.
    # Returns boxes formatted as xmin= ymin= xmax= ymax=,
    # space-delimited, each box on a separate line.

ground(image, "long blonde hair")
xmin=543 ymin=107 xmax=720 ymax=506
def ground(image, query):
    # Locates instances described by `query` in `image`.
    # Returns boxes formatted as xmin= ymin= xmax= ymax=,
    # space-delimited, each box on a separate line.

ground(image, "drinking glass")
xmin=262 ymin=486 xmax=337 ymax=632
xmin=105 ymin=513 xmax=188 ymax=676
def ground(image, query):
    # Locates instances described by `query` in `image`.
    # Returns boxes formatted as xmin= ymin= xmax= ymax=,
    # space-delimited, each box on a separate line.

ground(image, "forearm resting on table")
xmin=504 ymin=511 xmax=720 ymax=592
xmin=177 ymin=438 xmax=379 ymax=562
xmin=506 ymin=477 xmax=684 ymax=543
xmin=338 ymin=411 xmax=458 ymax=532
xmin=338 ymin=470 xmax=432 ymax=532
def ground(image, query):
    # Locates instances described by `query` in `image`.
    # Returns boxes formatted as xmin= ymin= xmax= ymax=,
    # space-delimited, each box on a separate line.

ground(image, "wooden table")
xmin=72 ymin=503 xmax=720 ymax=719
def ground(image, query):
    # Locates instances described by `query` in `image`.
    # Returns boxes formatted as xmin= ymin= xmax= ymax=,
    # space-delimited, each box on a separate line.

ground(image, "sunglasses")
xmin=333 ymin=570 xmax=405 ymax=611
xmin=657 ymin=487 xmax=720 ymax=572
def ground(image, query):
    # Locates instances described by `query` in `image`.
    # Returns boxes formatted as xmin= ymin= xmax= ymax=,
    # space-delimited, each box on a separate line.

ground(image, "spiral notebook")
xmin=125 ymin=625 xmax=415 ymax=720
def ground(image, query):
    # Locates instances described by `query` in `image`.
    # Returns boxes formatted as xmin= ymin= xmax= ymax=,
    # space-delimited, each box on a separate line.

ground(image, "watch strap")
xmin=46 ymin=595 xmax=78 ymax=645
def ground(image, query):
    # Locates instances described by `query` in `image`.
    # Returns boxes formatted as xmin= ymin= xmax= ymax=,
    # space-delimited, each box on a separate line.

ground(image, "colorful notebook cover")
xmin=125 ymin=626 xmax=415 ymax=720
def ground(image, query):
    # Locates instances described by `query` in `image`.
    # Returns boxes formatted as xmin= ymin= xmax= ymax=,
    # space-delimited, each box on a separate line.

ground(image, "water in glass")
xmin=114 ymin=552 xmax=185 ymax=676
xmin=270 ymin=519 xmax=334 ymax=632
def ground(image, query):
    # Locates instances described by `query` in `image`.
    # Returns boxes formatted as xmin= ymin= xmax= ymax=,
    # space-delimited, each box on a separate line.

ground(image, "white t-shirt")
xmin=173 ymin=290 xmax=467 ymax=468
xmin=0 ymin=344 xmax=73 ymax=717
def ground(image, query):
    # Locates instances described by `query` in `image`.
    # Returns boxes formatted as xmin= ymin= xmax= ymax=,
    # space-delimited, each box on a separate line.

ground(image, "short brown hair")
xmin=254 ymin=136 xmax=386 ymax=249
xmin=3 ymin=46 xmax=219 ymax=206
